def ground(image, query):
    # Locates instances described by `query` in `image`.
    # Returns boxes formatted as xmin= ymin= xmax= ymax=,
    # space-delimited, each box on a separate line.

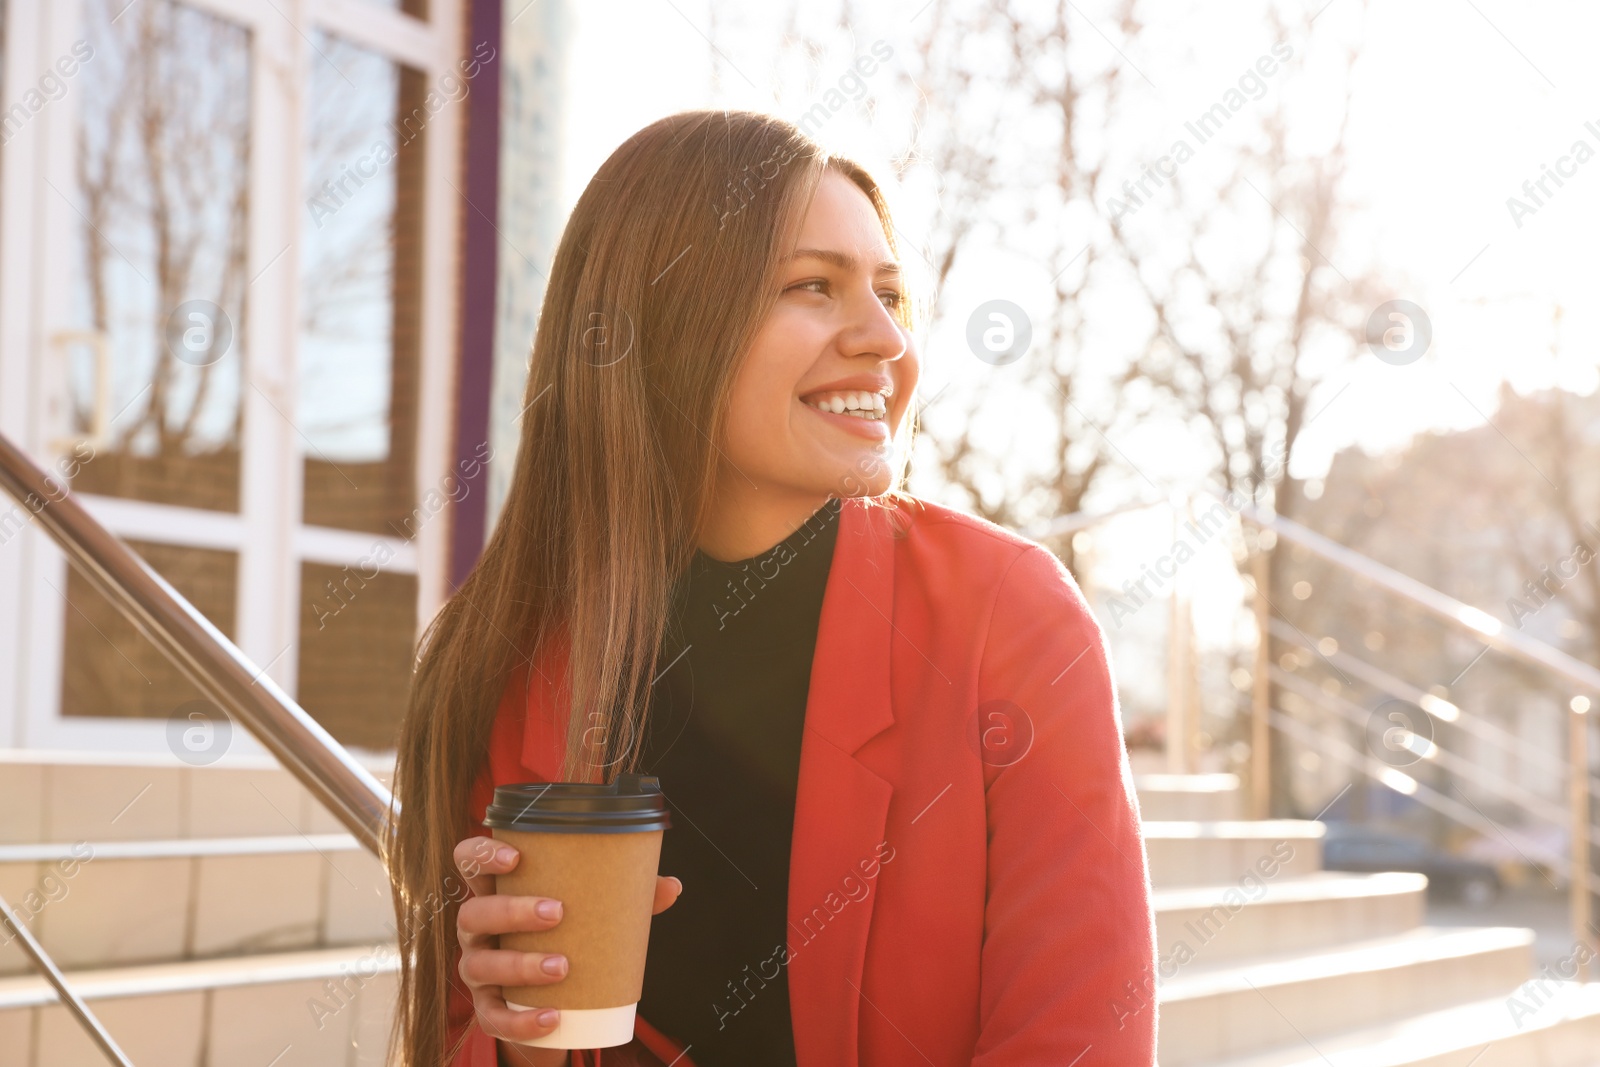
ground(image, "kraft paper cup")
xmin=482 ymin=774 xmax=671 ymax=1049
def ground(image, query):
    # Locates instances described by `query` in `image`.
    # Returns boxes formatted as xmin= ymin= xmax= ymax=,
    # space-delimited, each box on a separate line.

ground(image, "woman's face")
xmin=720 ymin=169 xmax=918 ymax=500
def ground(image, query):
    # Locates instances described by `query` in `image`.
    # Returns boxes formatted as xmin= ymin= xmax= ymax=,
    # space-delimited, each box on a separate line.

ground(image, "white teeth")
xmin=803 ymin=389 xmax=887 ymax=421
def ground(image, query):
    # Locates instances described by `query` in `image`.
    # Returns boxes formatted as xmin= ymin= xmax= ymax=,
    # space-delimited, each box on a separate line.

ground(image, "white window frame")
xmin=0 ymin=0 xmax=462 ymax=759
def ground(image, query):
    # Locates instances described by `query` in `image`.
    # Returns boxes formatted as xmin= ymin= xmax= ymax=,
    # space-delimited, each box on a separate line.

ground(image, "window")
xmin=64 ymin=0 xmax=250 ymax=514
xmin=299 ymin=31 xmax=425 ymax=538
xmin=0 ymin=0 xmax=462 ymax=756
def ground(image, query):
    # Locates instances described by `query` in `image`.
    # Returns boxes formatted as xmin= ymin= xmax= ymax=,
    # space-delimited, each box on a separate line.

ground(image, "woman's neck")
xmin=697 ymin=483 xmax=834 ymax=563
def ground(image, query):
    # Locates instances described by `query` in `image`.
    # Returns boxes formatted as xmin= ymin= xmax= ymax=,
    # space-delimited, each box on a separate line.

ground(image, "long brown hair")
xmin=387 ymin=109 xmax=918 ymax=1066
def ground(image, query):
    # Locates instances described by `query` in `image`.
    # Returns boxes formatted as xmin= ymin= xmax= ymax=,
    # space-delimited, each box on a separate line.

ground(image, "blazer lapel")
xmin=787 ymin=497 xmax=898 ymax=1067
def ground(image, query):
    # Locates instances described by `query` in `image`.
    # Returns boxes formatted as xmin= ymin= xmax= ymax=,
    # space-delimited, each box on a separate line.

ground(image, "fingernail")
xmin=537 ymin=1009 xmax=558 ymax=1027
xmin=672 ymin=877 xmax=683 ymax=892
xmin=496 ymin=846 xmax=517 ymax=864
xmin=536 ymin=899 xmax=561 ymax=920
xmin=541 ymin=955 xmax=567 ymax=976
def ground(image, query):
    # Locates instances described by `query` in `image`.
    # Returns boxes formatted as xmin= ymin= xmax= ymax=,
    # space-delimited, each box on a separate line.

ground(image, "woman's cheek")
xmin=725 ymin=406 xmax=766 ymax=472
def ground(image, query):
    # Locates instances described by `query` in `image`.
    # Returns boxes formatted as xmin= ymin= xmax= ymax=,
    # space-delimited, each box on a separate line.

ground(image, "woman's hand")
xmin=453 ymin=836 xmax=684 ymax=1067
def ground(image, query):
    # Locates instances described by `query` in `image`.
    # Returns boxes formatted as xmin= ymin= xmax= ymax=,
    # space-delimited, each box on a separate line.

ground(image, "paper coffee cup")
xmin=482 ymin=773 xmax=671 ymax=1049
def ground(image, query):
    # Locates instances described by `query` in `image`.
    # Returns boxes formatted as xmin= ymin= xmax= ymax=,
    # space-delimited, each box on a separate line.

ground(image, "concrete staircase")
xmin=1138 ymin=773 xmax=1600 ymax=1066
xmin=3 ymin=754 xmax=1596 ymax=1065
xmin=0 ymin=749 xmax=397 ymax=1066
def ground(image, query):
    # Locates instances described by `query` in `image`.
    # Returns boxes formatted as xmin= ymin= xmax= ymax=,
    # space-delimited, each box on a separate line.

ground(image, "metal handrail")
xmin=1268 ymin=708 xmax=1590 ymax=888
xmin=1220 ymin=490 xmax=1594 ymax=975
xmin=0 ymin=433 xmax=395 ymax=850
xmin=1267 ymin=617 xmax=1581 ymax=782
xmin=1050 ymin=485 xmax=1595 ymax=973
xmin=0 ymin=903 xmax=134 ymax=1066
xmin=1270 ymin=664 xmax=1597 ymax=841
xmin=0 ymin=430 xmax=398 ymax=1066
xmin=1222 ymin=492 xmax=1600 ymax=695
xmin=1017 ymin=494 xmax=1169 ymax=542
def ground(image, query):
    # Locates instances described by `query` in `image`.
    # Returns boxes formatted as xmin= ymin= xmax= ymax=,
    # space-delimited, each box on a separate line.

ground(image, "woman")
xmin=387 ymin=109 xmax=1156 ymax=1067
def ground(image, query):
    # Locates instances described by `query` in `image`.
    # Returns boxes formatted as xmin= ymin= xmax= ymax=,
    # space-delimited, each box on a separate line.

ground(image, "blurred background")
xmin=0 ymin=0 xmax=1598 ymax=1064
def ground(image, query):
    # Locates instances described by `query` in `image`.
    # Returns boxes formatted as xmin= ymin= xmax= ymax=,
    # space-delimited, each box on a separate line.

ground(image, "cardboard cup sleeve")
xmin=481 ymin=775 xmax=671 ymax=1050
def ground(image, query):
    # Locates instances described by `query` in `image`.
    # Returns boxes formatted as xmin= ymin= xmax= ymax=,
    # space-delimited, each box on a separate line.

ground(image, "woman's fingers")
xmin=457 ymin=893 xmax=564 ymax=951
xmin=453 ymin=835 xmax=573 ymax=1058
xmin=651 ymin=875 xmax=683 ymax=915
xmin=460 ymin=946 xmax=569 ymax=987
xmin=454 ymin=835 xmax=517 ymax=898
xmin=472 ymin=988 xmax=564 ymax=1045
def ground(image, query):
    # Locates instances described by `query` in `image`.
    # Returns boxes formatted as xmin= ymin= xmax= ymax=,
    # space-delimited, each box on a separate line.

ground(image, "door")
xmin=0 ymin=0 xmax=461 ymax=760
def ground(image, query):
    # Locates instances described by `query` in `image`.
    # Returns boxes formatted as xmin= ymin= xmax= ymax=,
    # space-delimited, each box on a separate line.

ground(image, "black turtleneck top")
xmin=635 ymin=496 xmax=843 ymax=1067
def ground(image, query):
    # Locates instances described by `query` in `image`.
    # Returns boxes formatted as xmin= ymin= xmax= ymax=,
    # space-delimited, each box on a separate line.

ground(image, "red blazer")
xmin=448 ymin=495 xmax=1157 ymax=1066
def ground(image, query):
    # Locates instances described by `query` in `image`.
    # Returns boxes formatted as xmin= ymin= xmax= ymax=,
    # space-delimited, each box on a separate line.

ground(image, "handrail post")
xmin=1167 ymin=505 xmax=1192 ymax=774
xmin=1573 ymin=696 xmax=1593 ymax=980
xmin=2 ymin=892 xmax=135 ymax=1066
xmin=1250 ymin=538 xmax=1272 ymax=820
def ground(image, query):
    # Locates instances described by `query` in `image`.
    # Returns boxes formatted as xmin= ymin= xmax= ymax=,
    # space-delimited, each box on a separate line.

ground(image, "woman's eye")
xmin=786 ymin=279 xmax=903 ymax=310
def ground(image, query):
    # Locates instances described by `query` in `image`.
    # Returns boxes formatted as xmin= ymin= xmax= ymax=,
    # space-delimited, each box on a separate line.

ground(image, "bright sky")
xmin=555 ymin=0 xmax=1600 ymax=667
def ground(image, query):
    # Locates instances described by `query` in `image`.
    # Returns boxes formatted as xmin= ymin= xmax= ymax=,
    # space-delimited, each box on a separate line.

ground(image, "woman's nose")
xmin=847 ymin=295 xmax=909 ymax=363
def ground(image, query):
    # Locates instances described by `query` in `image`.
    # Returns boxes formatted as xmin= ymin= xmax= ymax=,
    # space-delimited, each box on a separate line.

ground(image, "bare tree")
xmin=845 ymin=0 xmax=1153 ymax=574
xmin=1112 ymin=1 xmax=1384 ymax=519
xmin=698 ymin=2 xmax=1163 ymax=575
xmin=1107 ymin=0 xmax=1392 ymax=810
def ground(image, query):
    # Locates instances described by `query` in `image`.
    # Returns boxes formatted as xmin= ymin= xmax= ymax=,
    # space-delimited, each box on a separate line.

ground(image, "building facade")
xmin=0 ymin=0 xmax=563 ymax=760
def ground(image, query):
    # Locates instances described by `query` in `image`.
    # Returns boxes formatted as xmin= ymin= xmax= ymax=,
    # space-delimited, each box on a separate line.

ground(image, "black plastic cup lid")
xmin=482 ymin=773 xmax=671 ymax=834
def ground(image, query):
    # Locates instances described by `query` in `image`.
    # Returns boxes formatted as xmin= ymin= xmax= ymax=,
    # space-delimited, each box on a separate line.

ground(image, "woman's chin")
xmin=821 ymin=456 xmax=893 ymax=497
xmin=785 ymin=437 xmax=900 ymax=497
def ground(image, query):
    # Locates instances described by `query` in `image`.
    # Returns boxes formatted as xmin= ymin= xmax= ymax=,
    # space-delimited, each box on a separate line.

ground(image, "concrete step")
xmin=0 ymin=943 xmax=398 ymax=1066
xmin=0 ymin=748 xmax=394 ymax=845
xmin=1200 ymin=981 xmax=1600 ymax=1067
xmin=1135 ymin=773 xmax=1243 ymax=821
xmin=1153 ymin=871 xmax=1427 ymax=965
xmin=1143 ymin=820 xmax=1325 ymax=888
xmin=1155 ymin=926 xmax=1535 ymax=1066
xmin=0 ymin=835 xmax=390 ymax=976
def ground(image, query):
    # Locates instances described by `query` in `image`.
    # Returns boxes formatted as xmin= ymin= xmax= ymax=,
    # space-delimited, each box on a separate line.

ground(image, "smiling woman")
xmin=388 ymin=109 xmax=1156 ymax=1067
xmin=697 ymin=170 xmax=916 ymax=563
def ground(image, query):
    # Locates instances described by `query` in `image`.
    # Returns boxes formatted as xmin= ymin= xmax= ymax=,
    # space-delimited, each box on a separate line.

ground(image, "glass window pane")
xmin=296 ymin=561 xmax=416 ymax=750
xmin=61 ymin=540 xmax=237 ymax=719
xmin=299 ymin=32 xmax=424 ymax=536
xmin=65 ymin=0 xmax=250 ymax=513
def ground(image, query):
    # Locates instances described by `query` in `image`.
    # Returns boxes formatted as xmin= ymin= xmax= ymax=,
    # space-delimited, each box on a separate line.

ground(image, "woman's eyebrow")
xmin=785 ymin=247 xmax=901 ymax=277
